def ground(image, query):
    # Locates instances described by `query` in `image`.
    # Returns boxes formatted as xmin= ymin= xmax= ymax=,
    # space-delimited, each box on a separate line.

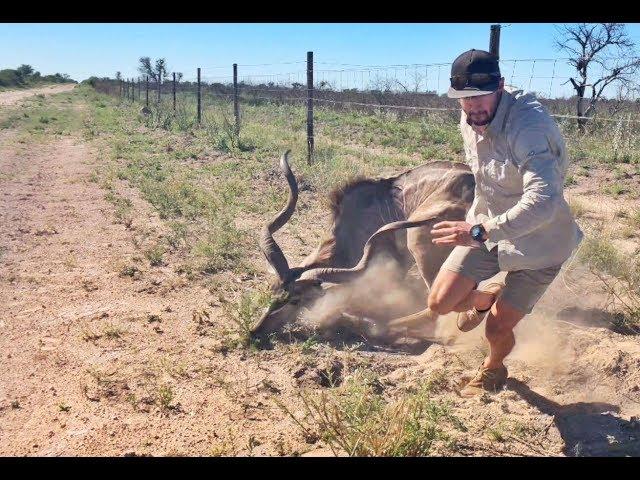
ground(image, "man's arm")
xmin=482 ymin=126 xmax=563 ymax=242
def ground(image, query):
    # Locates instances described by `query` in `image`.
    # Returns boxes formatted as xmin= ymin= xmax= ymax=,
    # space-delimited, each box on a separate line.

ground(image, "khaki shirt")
xmin=461 ymin=86 xmax=583 ymax=271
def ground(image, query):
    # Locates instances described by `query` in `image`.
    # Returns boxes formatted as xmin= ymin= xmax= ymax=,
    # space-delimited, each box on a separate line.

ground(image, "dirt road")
xmin=0 ymin=84 xmax=77 ymax=107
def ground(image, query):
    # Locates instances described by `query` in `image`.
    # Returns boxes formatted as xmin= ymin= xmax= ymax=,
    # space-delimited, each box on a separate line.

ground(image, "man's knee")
xmin=427 ymin=269 xmax=476 ymax=315
xmin=427 ymin=291 xmax=453 ymax=315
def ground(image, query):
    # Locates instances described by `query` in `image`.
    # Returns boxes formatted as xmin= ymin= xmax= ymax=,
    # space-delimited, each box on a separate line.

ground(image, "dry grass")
xmin=579 ymin=234 xmax=640 ymax=334
xmin=275 ymin=369 xmax=465 ymax=456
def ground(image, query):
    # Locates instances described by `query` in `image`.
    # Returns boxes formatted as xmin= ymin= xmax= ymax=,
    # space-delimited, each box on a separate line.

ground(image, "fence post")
xmin=490 ymin=24 xmax=501 ymax=60
xmin=129 ymin=79 xmax=133 ymax=102
xmin=233 ymin=63 xmax=240 ymax=135
xmin=119 ymin=79 xmax=123 ymax=100
xmin=157 ymin=75 xmax=161 ymax=105
xmin=145 ymin=76 xmax=149 ymax=107
xmin=138 ymin=78 xmax=141 ymax=102
xmin=306 ymin=51 xmax=314 ymax=165
xmin=197 ymin=68 xmax=202 ymax=124
xmin=173 ymin=72 xmax=176 ymax=112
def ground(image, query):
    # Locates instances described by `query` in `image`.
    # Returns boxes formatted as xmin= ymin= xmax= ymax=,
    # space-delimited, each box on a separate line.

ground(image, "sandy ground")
xmin=1 ymin=88 xmax=640 ymax=456
xmin=0 ymin=84 xmax=77 ymax=107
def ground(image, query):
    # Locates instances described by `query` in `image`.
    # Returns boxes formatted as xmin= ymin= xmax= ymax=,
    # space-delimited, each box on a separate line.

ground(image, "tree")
xmin=115 ymin=71 xmax=122 ymax=81
xmin=555 ymin=23 xmax=640 ymax=131
xmin=138 ymin=56 xmax=170 ymax=84
xmin=154 ymin=58 xmax=168 ymax=84
xmin=16 ymin=64 xmax=34 ymax=78
xmin=138 ymin=56 xmax=154 ymax=80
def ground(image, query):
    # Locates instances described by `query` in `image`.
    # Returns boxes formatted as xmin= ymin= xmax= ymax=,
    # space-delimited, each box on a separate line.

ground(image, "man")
xmin=429 ymin=49 xmax=583 ymax=397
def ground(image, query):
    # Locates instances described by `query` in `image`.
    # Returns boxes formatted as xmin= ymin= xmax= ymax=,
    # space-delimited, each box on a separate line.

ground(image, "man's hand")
xmin=430 ymin=221 xmax=484 ymax=248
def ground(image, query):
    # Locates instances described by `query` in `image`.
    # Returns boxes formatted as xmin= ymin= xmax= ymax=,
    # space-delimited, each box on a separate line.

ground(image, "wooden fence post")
xmin=197 ymin=68 xmax=202 ymax=124
xmin=233 ymin=63 xmax=240 ymax=135
xmin=490 ymin=24 xmax=501 ymax=59
xmin=145 ymin=76 xmax=149 ymax=107
xmin=306 ymin=51 xmax=314 ymax=164
xmin=173 ymin=72 xmax=176 ymax=112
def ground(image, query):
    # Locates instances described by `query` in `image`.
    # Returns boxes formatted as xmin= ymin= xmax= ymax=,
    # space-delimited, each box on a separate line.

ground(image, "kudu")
xmin=252 ymin=150 xmax=475 ymax=344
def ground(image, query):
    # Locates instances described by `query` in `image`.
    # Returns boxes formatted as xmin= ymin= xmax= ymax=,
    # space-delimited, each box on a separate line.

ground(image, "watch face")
xmin=471 ymin=225 xmax=484 ymax=241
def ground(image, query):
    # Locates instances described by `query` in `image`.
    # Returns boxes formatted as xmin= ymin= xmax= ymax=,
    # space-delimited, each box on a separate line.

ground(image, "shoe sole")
xmin=457 ymin=308 xmax=490 ymax=332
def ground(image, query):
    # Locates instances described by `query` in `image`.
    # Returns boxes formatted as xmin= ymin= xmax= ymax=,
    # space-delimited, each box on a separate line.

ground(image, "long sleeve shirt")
xmin=461 ymin=87 xmax=583 ymax=271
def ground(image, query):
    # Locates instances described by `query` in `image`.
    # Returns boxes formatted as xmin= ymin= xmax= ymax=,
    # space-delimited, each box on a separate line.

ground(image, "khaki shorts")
xmin=440 ymin=245 xmax=562 ymax=315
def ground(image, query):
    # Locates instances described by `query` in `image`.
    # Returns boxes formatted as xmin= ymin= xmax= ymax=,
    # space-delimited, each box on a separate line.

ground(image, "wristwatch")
xmin=470 ymin=224 xmax=487 ymax=243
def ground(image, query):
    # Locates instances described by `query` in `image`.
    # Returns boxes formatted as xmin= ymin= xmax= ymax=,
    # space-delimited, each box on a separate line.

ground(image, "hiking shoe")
xmin=460 ymin=365 xmax=508 ymax=397
xmin=456 ymin=282 xmax=505 ymax=332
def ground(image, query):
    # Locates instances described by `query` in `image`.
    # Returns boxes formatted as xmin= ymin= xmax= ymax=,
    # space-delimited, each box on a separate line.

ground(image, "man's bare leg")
xmin=483 ymin=298 xmax=526 ymax=369
xmin=457 ymin=296 xmax=527 ymax=396
xmin=427 ymin=269 xmax=495 ymax=315
xmin=386 ymin=269 xmax=498 ymax=336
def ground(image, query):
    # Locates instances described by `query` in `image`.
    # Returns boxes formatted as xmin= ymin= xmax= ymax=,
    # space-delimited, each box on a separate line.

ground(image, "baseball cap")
xmin=447 ymin=49 xmax=502 ymax=99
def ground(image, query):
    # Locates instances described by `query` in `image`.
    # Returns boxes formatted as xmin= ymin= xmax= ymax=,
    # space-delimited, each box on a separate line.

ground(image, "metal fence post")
xmin=157 ymin=75 xmax=161 ymax=105
xmin=145 ymin=76 xmax=149 ymax=107
xmin=233 ymin=63 xmax=240 ymax=135
xmin=306 ymin=51 xmax=314 ymax=164
xmin=197 ymin=68 xmax=201 ymax=124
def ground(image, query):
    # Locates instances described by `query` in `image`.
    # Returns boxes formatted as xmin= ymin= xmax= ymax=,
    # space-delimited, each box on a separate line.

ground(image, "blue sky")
xmin=2 ymin=23 xmax=640 ymax=97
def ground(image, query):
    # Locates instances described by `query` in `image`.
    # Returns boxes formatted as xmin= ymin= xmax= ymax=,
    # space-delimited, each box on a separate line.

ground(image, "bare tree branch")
xmin=555 ymin=23 xmax=640 ymax=130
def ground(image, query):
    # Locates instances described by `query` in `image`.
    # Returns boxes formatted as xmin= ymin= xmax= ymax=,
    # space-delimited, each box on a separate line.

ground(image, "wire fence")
xmin=93 ymin=49 xmax=640 ymax=166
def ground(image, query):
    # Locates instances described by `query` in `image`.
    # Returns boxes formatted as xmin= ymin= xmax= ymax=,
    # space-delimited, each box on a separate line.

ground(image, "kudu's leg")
xmin=384 ymin=203 xmax=468 ymax=339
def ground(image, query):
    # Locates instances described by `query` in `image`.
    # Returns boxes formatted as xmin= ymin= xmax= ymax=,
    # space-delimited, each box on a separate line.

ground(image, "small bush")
xmin=220 ymin=287 xmax=272 ymax=350
xmin=603 ymin=184 xmax=627 ymax=196
xmin=145 ymin=244 xmax=166 ymax=267
xmin=119 ymin=265 xmax=140 ymax=278
xmin=156 ymin=385 xmax=175 ymax=410
xmin=277 ymin=370 xmax=464 ymax=456
xmin=579 ymin=235 xmax=640 ymax=334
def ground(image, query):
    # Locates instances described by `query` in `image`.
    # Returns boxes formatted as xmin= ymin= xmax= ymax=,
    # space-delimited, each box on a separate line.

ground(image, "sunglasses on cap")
xmin=450 ymin=72 xmax=501 ymax=91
